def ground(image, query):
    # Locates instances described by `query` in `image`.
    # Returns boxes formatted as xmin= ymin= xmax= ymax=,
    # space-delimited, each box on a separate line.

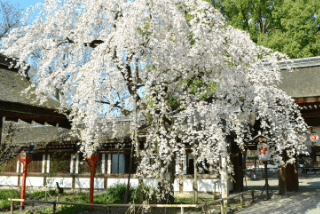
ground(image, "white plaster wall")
xmin=0 ymin=176 xmax=18 ymax=186
xmin=198 ymin=179 xmax=221 ymax=192
xmin=183 ymin=179 xmax=223 ymax=192
xmin=20 ymin=176 xmax=43 ymax=187
xmin=75 ymin=178 xmax=104 ymax=189
xmin=107 ymin=178 xmax=139 ymax=188
xmin=95 ymin=178 xmax=104 ymax=189
xmin=46 ymin=177 xmax=72 ymax=188
xmin=183 ymin=179 xmax=193 ymax=192
xmin=174 ymin=179 xmax=179 ymax=191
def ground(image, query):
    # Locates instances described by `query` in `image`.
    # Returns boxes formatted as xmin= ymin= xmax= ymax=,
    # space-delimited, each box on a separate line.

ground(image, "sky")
xmin=7 ymin=0 xmax=43 ymax=22
xmin=7 ymin=0 xmax=43 ymax=10
xmin=4 ymin=0 xmax=144 ymax=111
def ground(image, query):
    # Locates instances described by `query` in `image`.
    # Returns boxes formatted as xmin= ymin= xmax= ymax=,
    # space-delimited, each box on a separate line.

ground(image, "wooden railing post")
xmin=181 ymin=206 xmax=184 ymax=214
xmin=204 ymin=202 xmax=207 ymax=214
xmin=10 ymin=199 xmax=13 ymax=214
xmin=220 ymin=200 xmax=224 ymax=214
xmin=240 ymin=192 xmax=244 ymax=208
xmin=53 ymin=201 xmax=56 ymax=214
xmin=252 ymin=189 xmax=255 ymax=204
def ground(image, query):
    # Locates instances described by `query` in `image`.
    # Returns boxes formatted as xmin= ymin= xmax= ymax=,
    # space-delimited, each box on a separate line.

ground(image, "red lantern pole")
xmin=87 ymin=152 xmax=99 ymax=209
xmin=20 ymin=150 xmax=32 ymax=207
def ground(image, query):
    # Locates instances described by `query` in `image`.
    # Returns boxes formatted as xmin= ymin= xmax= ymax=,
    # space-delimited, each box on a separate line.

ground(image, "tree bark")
xmin=0 ymin=115 xmax=3 ymax=149
xmin=221 ymin=138 xmax=229 ymax=206
xmin=124 ymin=143 xmax=134 ymax=203
xmin=193 ymin=152 xmax=198 ymax=204
xmin=279 ymin=150 xmax=287 ymax=195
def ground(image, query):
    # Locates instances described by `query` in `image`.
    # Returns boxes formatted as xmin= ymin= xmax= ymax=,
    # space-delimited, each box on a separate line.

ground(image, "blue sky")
xmin=7 ymin=0 xmax=43 ymax=22
xmin=7 ymin=0 xmax=43 ymax=10
xmin=6 ymin=0 xmax=145 ymax=111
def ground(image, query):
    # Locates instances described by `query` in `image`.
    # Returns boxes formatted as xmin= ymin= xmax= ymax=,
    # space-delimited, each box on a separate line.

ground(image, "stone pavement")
xmin=235 ymin=170 xmax=320 ymax=214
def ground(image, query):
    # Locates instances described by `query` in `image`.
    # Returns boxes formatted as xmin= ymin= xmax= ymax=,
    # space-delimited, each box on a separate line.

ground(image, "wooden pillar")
xmin=87 ymin=152 xmax=99 ymax=209
xmin=20 ymin=150 xmax=32 ymax=207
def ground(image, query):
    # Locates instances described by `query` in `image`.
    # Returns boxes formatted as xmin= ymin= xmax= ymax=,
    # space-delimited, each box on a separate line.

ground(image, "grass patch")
xmin=27 ymin=190 xmax=59 ymax=198
xmin=0 ymin=189 xmax=20 ymax=210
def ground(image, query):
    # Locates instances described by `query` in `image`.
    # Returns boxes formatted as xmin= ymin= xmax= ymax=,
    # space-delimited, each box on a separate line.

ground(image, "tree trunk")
xmin=0 ymin=115 xmax=3 ymax=149
xmin=124 ymin=143 xmax=134 ymax=203
xmin=156 ymin=158 xmax=175 ymax=204
xmin=221 ymin=138 xmax=229 ymax=206
xmin=139 ymin=177 xmax=143 ymax=203
xmin=193 ymin=152 xmax=198 ymax=204
xmin=279 ymin=150 xmax=287 ymax=196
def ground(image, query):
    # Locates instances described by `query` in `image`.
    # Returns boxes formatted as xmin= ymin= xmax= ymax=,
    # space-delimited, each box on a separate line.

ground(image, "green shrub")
xmin=59 ymin=205 xmax=88 ymax=214
xmin=25 ymin=208 xmax=53 ymax=214
xmin=0 ymin=199 xmax=10 ymax=209
xmin=106 ymin=183 xmax=135 ymax=203
xmin=26 ymin=189 xmax=58 ymax=198
xmin=0 ymin=189 xmax=19 ymax=200
xmin=94 ymin=193 xmax=111 ymax=204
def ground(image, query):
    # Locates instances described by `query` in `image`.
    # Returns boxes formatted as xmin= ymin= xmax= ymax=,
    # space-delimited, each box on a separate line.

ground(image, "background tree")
xmin=0 ymin=1 xmax=22 ymax=39
xmin=2 ymin=0 xmax=309 ymax=203
xmin=212 ymin=0 xmax=320 ymax=59
xmin=0 ymin=0 xmax=23 ymax=168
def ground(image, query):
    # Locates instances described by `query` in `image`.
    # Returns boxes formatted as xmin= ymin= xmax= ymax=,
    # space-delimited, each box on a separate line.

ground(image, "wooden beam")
xmin=301 ymin=111 xmax=320 ymax=117
xmin=57 ymin=120 xmax=72 ymax=129
xmin=19 ymin=119 xmax=33 ymax=124
xmin=294 ymin=96 xmax=320 ymax=103
xmin=304 ymin=117 xmax=320 ymax=126
xmin=46 ymin=122 xmax=57 ymax=127
xmin=34 ymin=120 xmax=45 ymax=125
xmin=0 ymin=100 xmax=71 ymax=117
xmin=5 ymin=117 xmax=18 ymax=122
xmin=2 ymin=111 xmax=65 ymax=124
xmin=0 ymin=100 xmax=71 ymax=129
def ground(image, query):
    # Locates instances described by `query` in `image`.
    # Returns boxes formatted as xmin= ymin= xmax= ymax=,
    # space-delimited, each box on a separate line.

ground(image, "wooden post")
xmin=87 ymin=152 xmax=99 ymax=209
xmin=240 ymin=192 xmax=244 ymax=208
xmin=220 ymin=200 xmax=224 ymax=214
xmin=264 ymin=161 xmax=269 ymax=199
xmin=213 ymin=182 xmax=216 ymax=200
xmin=53 ymin=201 xmax=56 ymax=214
xmin=20 ymin=150 xmax=32 ymax=207
xmin=45 ymin=191 xmax=47 ymax=201
xmin=204 ymin=202 xmax=208 ymax=214
xmin=181 ymin=206 xmax=184 ymax=214
xmin=252 ymin=189 xmax=254 ymax=204
xmin=10 ymin=199 xmax=13 ymax=214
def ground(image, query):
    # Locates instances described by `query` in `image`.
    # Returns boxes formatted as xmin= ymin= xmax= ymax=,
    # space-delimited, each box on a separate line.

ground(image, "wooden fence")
xmin=8 ymin=189 xmax=254 ymax=214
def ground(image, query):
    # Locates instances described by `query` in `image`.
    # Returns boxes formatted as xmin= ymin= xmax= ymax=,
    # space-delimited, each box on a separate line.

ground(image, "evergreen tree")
xmin=213 ymin=0 xmax=320 ymax=58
